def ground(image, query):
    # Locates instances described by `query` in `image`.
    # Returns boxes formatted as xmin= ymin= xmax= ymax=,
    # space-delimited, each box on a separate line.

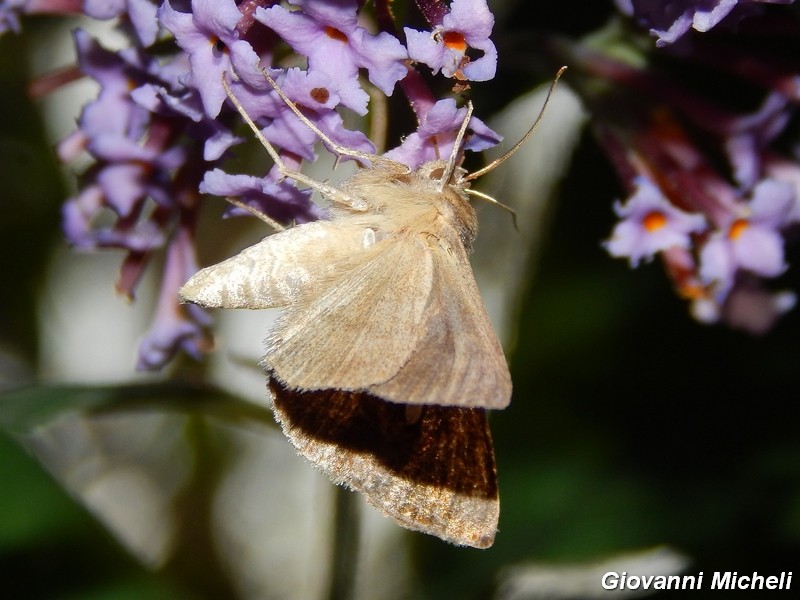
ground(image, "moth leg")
xmin=223 ymin=195 xmax=286 ymax=231
xmin=222 ymin=72 xmax=370 ymax=212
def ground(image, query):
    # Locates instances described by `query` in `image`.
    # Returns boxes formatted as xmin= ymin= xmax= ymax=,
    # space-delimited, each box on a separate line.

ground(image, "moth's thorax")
xmin=340 ymin=159 xmax=478 ymax=248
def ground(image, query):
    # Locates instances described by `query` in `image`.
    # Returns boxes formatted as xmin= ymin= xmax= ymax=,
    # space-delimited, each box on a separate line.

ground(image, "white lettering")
xmin=712 ymin=572 xmax=732 ymax=589
xmin=680 ymin=574 xmax=700 ymax=589
xmin=602 ymin=572 xmax=618 ymax=590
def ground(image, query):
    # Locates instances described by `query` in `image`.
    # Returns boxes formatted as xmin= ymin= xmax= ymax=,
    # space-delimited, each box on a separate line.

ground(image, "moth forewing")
xmin=366 ymin=232 xmax=512 ymax=409
xmin=259 ymin=162 xmax=511 ymax=409
xmin=264 ymin=233 xmax=435 ymax=389
xmin=178 ymin=219 xmax=371 ymax=310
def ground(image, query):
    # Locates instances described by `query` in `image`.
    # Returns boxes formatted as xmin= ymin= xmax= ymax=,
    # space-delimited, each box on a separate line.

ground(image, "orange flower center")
xmin=728 ymin=218 xmax=749 ymax=240
xmin=443 ymin=31 xmax=467 ymax=52
xmin=642 ymin=211 xmax=667 ymax=232
xmin=325 ymin=26 xmax=348 ymax=43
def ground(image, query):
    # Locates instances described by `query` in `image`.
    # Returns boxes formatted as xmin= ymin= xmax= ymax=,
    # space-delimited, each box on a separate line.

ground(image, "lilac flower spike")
xmin=255 ymin=0 xmax=408 ymax=115
xmin=405 ymin=0 xmax=497 ymax=81
xmin=605 ymin=178 xmax=708 ymax=267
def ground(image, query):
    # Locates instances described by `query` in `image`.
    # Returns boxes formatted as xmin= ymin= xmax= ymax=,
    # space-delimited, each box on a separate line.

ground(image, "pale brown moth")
xmin=180 ymin=67 xmax=565 ymax=548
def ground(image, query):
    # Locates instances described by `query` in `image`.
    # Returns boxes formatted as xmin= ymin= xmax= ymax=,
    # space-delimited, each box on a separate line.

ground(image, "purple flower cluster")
xmin=596 ymin=0 xmax=800 ymax=333
xmin=3 ymin=0 xmax=501 ymax=369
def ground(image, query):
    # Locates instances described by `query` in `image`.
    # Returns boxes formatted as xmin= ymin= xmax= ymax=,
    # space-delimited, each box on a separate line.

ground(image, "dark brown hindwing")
xmin=269 ymin=378 xmax=497 ymax=499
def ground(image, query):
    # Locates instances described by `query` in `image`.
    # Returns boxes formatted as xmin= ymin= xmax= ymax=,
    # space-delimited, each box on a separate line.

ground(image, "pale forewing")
xmin=369 ymin=230 xmax=512 ymax=409
xmin=265 ymin=237 xmax=435 ymax=390
xmin=178 ymin=220 xmax=367 ymax=310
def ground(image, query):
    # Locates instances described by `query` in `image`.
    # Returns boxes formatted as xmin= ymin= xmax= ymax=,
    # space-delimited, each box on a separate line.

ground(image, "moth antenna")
xmin=465 ymin=188 xmax=519 ymax=231
xmin=259 ymin=67 xmax=401 ymax=169
xmin=221 ymin=72 xmax=373 ymax=212
xmin=223 ymin=196 xmax=286 ymax=231
xmin=464 ymin=66 xmax=568 ymax=183
xmin=439 ymin=100 xmax=474 ymax=193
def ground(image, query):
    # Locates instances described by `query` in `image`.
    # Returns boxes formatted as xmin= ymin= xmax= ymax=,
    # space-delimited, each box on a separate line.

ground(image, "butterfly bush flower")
xmin=699 ymin=179 xmax=796 ymax=299
xmin=158 ymin=0 xmax=265 ymax=118
xmin=255 ymin=0 xmax=409 ymax=115
xmin=385 ymin=98 xmax=501 ymax=167
xmin=605 ymin=178 xmax=707 ymax=267
xmin=405 ymin=0 xmax=498 ymax=81
xmin=8 ymin=0 xmax=502 ymax=369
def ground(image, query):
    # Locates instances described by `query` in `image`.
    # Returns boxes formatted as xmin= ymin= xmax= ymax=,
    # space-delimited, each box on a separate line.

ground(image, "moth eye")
xmin=362 ymin=228 xmax=377 ymax=248
xmin=428 ymin=166 xmax=446 ymax=181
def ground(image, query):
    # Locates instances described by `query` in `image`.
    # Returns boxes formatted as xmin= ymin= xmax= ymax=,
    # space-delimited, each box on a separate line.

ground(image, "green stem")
xmin=327 ymin=485 xmax=361 ymax=600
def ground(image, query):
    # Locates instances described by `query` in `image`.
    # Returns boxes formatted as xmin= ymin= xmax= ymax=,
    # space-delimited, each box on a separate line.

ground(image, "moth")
xmin=180 ymin=68 xmax=564 ymax=548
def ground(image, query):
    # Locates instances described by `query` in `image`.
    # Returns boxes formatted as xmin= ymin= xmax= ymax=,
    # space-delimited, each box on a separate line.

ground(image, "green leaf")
xmin=0 ymin=381 xmax=276 ymax=435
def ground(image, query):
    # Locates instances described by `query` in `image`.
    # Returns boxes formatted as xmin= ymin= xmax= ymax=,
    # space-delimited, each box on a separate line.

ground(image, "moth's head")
xmin=415 ymin=159 xmax=478 ymax=245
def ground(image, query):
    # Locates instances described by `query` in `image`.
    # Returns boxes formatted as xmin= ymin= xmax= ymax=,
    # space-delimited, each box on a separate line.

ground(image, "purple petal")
xmin=444 ymin=0 xmax=495 ymax=42
xmin=128 ymin=0 xmax=159 ymax=46
xmin=289 ymin=0 xmax=360 ymax=30
xmin=749 ymin=179 xmax=795 ymax=227
xmin=405 ymin=27 xmax=446 ymax=75
xmin=204 ymin=128 xmax=244 ymax=161
xmin=692 ymin=0 xmax=738 ymax=31
xmin=733 ymin=226 xmax=786 ymax=277
xmin=461 ymin=38 xmax=497 ymax=81
xmin=348 ymin=29 xmax=408 ymax=95
xmin=699 ymin=235 xmax=736 ymax=295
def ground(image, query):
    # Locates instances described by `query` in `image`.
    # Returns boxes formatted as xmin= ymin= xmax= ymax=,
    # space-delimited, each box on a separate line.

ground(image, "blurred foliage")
xmin=0 ymin=429 xmax=188 ymax=598
xmin=0 ymin=27 xmax=65 ymax=363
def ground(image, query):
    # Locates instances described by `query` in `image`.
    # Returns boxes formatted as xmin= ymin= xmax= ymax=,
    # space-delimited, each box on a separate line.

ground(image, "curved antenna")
xmin=465 ymin=188 xmax=518 ymax=231
xmin=464 ymin=66 xmax=567 ymax=183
